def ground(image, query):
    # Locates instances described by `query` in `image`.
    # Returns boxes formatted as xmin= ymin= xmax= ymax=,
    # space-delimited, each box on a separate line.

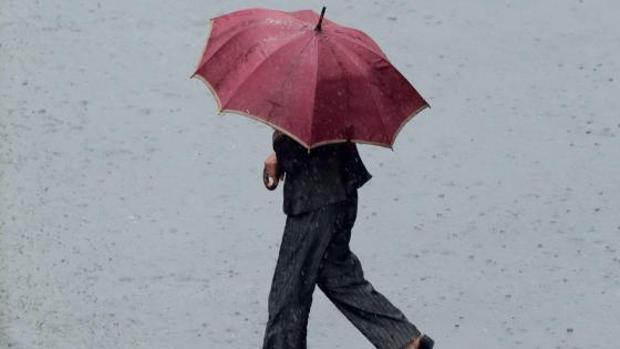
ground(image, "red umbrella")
xmin=191 ymin=7 xmax=429 ymax=150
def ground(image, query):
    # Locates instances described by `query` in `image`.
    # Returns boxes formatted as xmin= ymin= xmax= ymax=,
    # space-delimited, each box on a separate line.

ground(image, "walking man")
xmin=261 ymin=130 xmax=434 ymax=349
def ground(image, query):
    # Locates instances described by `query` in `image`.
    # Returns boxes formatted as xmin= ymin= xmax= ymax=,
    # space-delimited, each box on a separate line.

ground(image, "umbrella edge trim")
xmin=191 ymin=19 xmax=215 ymax=79
xmin=388 ymin=103 xmax=431 ymax=149
xmin=191 ymin=73 xmax=314 ymax=150
xmin=191 ymin=72 xmax=225 ymax=113
xmin=192 ymin=73 xmax=428 ymax=152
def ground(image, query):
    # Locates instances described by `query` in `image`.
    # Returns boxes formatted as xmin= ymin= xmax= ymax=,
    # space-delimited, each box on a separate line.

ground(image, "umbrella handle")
xmin=263 ymin=167 xmax=280 ymax=190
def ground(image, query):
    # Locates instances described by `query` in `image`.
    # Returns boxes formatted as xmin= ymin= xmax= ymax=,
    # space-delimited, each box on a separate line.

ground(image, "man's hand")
xmin=263 ymin=152 xmax=283 ymax=190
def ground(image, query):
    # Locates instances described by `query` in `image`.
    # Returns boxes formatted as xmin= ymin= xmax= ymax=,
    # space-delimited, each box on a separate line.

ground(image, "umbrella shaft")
xmin=315 ymin=6 xmax=327 ymax=31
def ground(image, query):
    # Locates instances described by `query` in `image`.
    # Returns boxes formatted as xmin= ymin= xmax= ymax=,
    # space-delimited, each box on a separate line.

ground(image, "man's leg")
xmin=262 ymin=201 xmax=348 ymax=349
xmin=317 ymin=192 xmax=422 ymax=349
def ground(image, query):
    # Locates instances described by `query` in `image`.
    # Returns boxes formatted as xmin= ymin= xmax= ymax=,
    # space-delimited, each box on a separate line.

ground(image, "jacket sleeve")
xmin=339 ymin=142 xmax=373 ymax=191
xmin=272 ymin=130 xmax=308 ymax=174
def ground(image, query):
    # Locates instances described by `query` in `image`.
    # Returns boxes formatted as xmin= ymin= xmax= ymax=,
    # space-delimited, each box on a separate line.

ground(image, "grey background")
xmin=1 ymin=0 xmax=619 ymax=348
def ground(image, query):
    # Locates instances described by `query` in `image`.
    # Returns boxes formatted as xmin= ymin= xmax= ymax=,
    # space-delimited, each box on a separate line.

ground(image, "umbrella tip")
xmin=315 ymin=6 xmax=327 ymax=31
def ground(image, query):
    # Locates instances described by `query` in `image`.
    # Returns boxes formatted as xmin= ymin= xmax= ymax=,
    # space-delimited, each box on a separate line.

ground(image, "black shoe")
xmin=417 ymin=334 xmax=434 ymax=349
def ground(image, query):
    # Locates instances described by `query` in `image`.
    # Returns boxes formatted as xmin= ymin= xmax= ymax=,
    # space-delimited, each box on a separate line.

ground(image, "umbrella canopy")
xmin=191 ymin=7 xmax=429 ymax=150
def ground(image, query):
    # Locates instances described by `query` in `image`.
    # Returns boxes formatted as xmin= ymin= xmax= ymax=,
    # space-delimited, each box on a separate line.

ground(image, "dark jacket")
xmin=273 ymin=131 xmax=372 ymax=216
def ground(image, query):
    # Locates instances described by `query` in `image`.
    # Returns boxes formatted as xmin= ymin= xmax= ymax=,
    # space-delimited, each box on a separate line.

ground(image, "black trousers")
xmin=262 ymin=191 xmax=421 ymax=349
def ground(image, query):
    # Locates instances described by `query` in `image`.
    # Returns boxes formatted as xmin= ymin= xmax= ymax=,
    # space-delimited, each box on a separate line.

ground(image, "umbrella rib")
xmin=266 ymin=34 xmax=316 ymax=111
xmin=219 ymin=32 xmax=309 ymax=108
xmin=365 ymin=73 xmax=395 ymax=147
xmin=330 ymin=29 xmax=388 ymax=60
xmin=200 ymin=21 xmax=266 ymax=65
xmin=328 ymin=38 xmax=391 ymax=144
xmin=332 ymin=37 xmax=429 ymax=147
xmin=200 ymin=18 xmax=303 ymax=70
xmin=320 ymin=39 xmax=356 ymax=140
xmin=308 ymin=37 xmax=320 ymax=148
